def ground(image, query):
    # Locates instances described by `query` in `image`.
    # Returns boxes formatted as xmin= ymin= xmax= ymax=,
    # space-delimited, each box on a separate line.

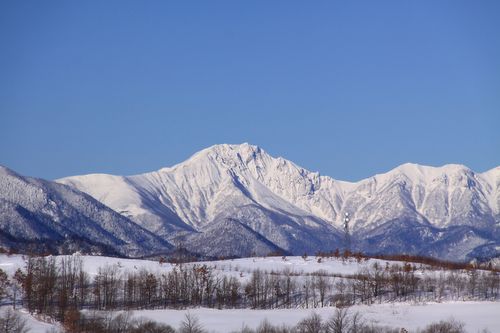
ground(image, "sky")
xmin=1 ymin=1 xmax=499 ymax=182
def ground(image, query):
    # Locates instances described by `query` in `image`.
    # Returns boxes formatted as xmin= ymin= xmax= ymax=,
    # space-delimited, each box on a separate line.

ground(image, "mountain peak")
xmin=162 ymin=143 xmax=268 ymax=173
xmin=0 ymin=165 xmax=26 ymax=181
xmin=201 ymin=142 xmax=263 ymax=157
xmin=380 ymin=162 xmax=472 ymax=183
xmin=0 ymin=165 xmax=14 ymax=175
xmin=394 ymin=162 xmax=470 ymax=173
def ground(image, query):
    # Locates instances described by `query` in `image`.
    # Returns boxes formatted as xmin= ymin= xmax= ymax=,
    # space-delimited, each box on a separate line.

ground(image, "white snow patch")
xmin=121 ymin=302 xmax=500 ymax=333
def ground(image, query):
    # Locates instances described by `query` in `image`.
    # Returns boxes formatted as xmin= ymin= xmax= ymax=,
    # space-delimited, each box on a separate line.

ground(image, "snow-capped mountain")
xmin=56 ymin=143 xmax=500 ymax=261
xmin=58 ymin=144 xmax=344 ymax=256
xmin=0 ymin=166 xmax=172 ymax=257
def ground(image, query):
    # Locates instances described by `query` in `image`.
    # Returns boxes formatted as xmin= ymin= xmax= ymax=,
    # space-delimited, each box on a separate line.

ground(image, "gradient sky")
xmin=1 ymin=1 xmax=499 ymax=181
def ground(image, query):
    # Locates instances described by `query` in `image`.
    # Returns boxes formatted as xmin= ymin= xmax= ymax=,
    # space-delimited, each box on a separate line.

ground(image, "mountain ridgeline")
xmin=0 ymin=166 xmax=172 ymax=257
xmin=1 ymin=144 xmax=499 ymax=261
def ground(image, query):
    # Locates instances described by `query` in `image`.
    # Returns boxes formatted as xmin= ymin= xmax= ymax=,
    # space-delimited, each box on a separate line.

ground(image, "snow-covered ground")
xmin=0 ymin=253 xmax=424 ymax=277
xmin=5 ymin=302 xmax=498 ymax=333
xmin=0 ymin=306 xmax=60 ymax=333
xmin=0 ymin=253 xmax=480 ymax=288
xmin=124 ymin=302 xmax=500 ymax=333
xmin=1 ymin=254 xmax=499 ymax=332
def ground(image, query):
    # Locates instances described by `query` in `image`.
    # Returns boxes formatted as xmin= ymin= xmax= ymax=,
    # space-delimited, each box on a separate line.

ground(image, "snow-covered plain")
xmin=0 ymin=253 xmax=492 ymax=285
xmin=0 ymin=306 xmax=60 ymax=333
xmin=0 ymin=253 xmax=427 ymax=278
xmin=2 ymin=302 xmax=499 ymax=333
xmin=121 ymin=302 xmax=500 ymax=333
xmin=1 ymin=254 xmax=499 ymax=332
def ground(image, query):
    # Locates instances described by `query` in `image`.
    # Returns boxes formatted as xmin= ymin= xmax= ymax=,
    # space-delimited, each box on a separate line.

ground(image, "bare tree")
xmin=315 ymin=273 xmax=330 ymax=307
xmin=132 ymin=318 xmax=175 ymax=333
xmin=179 ymin=312 xmax=205 ymax=333
xmin=0 ymin=269 xmax=9 ymax=302
xmin=108 ymin=311 xmax=134 ymax=333
xmin=93 ymin=264 xmax=120 ymax=310
xmin=0 ymin=308 xmax=30 ymax=333
xmin=296 ymin=312 xmax=323 ymax=333
xmin=325 ymin=307 xmax=350 ymax=333
xmin=420 ymin=319 xmax=465 ymax=333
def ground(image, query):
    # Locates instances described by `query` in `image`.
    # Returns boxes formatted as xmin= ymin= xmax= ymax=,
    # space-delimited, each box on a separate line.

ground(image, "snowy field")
xmin=123 ymin=302 xmax=500 ymax=333
xmin=0 ymin=253 xmax=432 ymax=277
xmin=1 ymin=254 xmax=499 ymax=332
xmin=0 ymin=306 xmax=61 ymax=333
xmin=1 ymin=302 xmax=499 ymax=333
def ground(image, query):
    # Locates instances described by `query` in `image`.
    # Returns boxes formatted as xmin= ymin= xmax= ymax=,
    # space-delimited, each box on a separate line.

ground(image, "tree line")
xmin=0 ymin=255 xmax=498 ymax=324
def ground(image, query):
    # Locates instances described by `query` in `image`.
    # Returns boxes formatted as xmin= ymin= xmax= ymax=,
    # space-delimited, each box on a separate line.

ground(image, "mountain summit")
xmin=55 ymin=143 xmax=500 ymax=260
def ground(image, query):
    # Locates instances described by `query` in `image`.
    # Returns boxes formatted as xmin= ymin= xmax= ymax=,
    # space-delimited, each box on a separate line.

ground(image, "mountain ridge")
xmin=0 ymin=165 xmax=173 ymax=257
xmin=55 ymin=143 xmax=499 ymax=260
xmin=57 ymin=144 xmax=499 ymax=225
xmin=1 ymin=143 xmax=498 ymax=260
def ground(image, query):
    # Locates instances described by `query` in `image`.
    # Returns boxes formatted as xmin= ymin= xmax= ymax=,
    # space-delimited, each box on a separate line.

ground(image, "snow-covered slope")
xmin=0 ymin=166 xmax=172 ymax=257
xmin=1 ymin=254 xmax=498 ymax=333
xmin=56 ymin=143 xmax=500 ymax=260
xmin=59 ymin=144 xmax=348 ymax=231
xmin=58 ymin=144 xmax=344 ymax=256
xmin=346 ymin=163 xmax=498 ymax=230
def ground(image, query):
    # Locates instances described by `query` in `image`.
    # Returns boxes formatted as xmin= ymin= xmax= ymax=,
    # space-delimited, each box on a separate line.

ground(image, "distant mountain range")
xmin=1 ymin=143 xmax=499 ymax=261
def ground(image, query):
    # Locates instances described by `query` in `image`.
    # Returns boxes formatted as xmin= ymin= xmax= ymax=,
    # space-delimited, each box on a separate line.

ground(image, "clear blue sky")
xmin=1 ymin=1 xmax=499 ymax=181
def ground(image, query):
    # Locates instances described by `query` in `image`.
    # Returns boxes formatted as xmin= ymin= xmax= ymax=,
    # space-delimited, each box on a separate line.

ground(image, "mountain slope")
xmin=57 ymin=143 xmax=500 ymax=260
xmin=344 ymin=163 xmax=498 ymax=231
xmin=184 ymin=217 xmax=288 ymax=258
xmin=58 ymin=144 xmax=345 ymax=256
xmin=0 ymin=166 xmax=173 ymax=257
